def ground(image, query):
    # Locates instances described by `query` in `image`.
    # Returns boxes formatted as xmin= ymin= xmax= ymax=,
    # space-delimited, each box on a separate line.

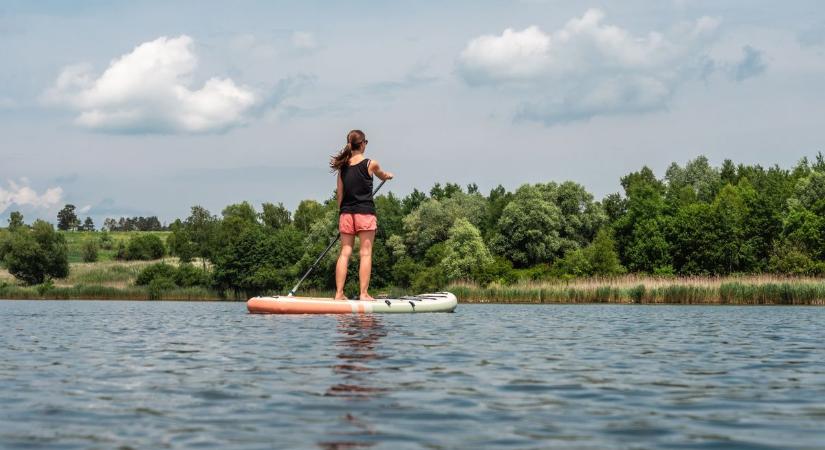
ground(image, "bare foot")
xmin=359 ymin=293 xmax=374 ymax=300
xmin=334 ymin=293 xmax=348 ymax=300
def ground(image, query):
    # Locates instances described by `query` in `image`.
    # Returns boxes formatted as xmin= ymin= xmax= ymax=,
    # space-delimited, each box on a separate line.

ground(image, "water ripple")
xmin=1 ymin=301 xmax=824 ymax=449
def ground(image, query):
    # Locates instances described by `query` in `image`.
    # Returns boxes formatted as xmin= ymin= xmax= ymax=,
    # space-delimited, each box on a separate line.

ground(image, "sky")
xmin=2 ymin=0 xmax=825 ymax=225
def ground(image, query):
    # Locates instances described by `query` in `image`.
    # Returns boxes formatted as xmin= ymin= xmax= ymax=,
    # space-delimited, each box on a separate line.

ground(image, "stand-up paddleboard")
xmin=247 ymin=292 xmax=457 ymax=314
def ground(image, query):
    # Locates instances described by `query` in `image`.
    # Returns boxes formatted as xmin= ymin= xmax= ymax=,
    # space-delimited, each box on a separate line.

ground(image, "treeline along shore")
xmin=1 ymin=154 xmax=824 ymax=304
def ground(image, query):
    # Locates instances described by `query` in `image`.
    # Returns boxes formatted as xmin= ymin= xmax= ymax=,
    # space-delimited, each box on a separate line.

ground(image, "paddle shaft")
xmin=288 ymin=179 xmax=387 ymax=296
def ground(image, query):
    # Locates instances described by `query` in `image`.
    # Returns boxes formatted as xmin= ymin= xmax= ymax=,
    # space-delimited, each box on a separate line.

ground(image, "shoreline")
xmin=1 ymin=281 xmax=824 ymax=305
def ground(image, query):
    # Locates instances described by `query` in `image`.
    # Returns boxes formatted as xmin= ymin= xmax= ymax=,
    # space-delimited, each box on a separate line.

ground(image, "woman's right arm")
xmin=370 ymin=160 xmax=394 ymax=181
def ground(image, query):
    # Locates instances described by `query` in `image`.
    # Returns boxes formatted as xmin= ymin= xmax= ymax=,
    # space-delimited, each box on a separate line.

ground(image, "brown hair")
xmin=330 ymin=129 xmax=366 ymax=172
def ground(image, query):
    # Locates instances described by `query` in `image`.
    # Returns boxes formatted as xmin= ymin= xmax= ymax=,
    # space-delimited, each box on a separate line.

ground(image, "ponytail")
xmin=330 ymin=130 xmax=366 ymax=172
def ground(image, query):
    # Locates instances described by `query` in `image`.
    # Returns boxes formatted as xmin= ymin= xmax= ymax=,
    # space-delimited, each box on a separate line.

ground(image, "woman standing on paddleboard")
xmin=330 ymin=130 xmax=394 ymax=300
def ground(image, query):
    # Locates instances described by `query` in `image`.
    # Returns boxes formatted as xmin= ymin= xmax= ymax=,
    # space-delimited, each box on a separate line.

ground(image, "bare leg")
xmin=335 ymin=234 xmax=355 ymax=300
xmin=357 ymin=230 xmax=375 ymax=300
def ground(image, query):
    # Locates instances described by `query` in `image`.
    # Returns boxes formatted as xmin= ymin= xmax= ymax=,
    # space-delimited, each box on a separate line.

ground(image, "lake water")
xmin=1 ymin=301 xmax=824 ymax=449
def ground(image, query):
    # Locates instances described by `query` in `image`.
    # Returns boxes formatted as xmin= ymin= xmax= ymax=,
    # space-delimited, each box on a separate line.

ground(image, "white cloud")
xmin=291 ymin=31 xmax=318 ymax=50
xmin=458 ymin=9 xmax=721 ymax=124
xmin=44 ymin=35 xmax=259 ymax=134
xmin=78 ymin=205 xmax=92 ymax=214
xmin=0 ymin=180 xmax=63 ymax=213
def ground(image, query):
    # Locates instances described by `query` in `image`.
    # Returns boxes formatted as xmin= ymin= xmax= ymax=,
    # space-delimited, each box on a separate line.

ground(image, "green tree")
xmin=555 ymin=228 xmax=625 ymax=277
xmin=7 ymin=211 xmax=24 ymax=231
xmin=293 ymin=199 xmax=326 ymax=233
xmin=602 ymin=193 xmax=627 ymax=224
xmin=4 ymin=220 xmax=69 ymax=285
xmin=166 ymin=219 xmax=195 ymax=263
xmin=665 ymin=155 xmax=722 ymax=204
xmin=794 ymin=170 xmax=825 ymax=210
xmin=440 ymin=218 xmax=493 ymax=282
xmin=485 ymin=185 xmax=513 ymax=239
xmin=583 ymin=228 xmax=625 ymax=275
xmin=613 ymin=167 xmax=669 ymax=271
xmin=222 ymin=201 xmax=258 ymax=225
xmin=429 ymin=182 xmax=446 ymax=200
xmin=218 ymin=202 xmax=261 ymax=251
xmin=553 ymin=249 xmax=591 ymax=277
xmin=374 ymin=192 xmax=404 ymax=237
xmin=720 ymin=159 xmax=737 ymax=185
xmin=782 ymin=204 xmax=825 ymax=260
xmin=668 ymin=203 xmax=716 ymax=274
xmin=56 ymin=204 xmax=79 ymax=231
xmin=81 ymin=217 xmax=95 ymax=232
xmin=212 ymin=226 xmax=304 ymax=295
xmin=626 ymin=218 xmax=671 ymax=273
xmin=403 ymin=192 xmax=487 ymax=256
xmin=492 ymin=184 xmax=563 ymax=267
xmin=709 ymin=184 xmax=749 ymax=273
xmin=401 ymin=189 xmax=427 ymax=214
xmin=260 ymin=202 xmax=291 ymax=230
xmin=768 ymin=241 xmax=818 ymax=275
xmin=554 ymin=181 xmax=607 ymax=249
xmin=184 ymin=206 xmax=219 ymax=266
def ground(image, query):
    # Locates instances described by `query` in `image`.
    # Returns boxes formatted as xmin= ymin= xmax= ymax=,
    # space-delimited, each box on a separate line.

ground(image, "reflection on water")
xmin=320 ymin=316 xmax=387 ymax=449
xmin=327 ymin=315 xmax=388 ymax=399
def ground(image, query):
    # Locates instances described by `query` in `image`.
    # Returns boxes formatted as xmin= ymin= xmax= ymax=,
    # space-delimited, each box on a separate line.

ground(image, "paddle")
xmin=287 ymin=179 xmax=388 ymax=297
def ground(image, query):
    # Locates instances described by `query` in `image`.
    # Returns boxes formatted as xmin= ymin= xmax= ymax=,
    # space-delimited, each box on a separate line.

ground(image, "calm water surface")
xmin=1 ymin=301 xmax=824 ymax=449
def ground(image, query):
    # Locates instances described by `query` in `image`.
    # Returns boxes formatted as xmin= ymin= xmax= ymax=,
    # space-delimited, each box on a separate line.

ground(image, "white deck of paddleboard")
xmin=251 ymin=292 xmax=457 ymax=313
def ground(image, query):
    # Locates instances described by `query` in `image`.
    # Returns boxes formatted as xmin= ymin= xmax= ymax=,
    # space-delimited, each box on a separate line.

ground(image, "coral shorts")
xmin=339 ymin=213 xmax=377 ymax=235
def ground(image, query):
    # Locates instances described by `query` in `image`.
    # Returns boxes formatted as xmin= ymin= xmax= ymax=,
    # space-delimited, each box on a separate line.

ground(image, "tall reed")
xmin=449 ymin=277 xmax=825 ymax=305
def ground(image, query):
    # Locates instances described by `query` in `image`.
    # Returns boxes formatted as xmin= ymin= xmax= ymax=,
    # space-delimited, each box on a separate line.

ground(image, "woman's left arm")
xmin=337 ymin=172 xmax=344 ymax=207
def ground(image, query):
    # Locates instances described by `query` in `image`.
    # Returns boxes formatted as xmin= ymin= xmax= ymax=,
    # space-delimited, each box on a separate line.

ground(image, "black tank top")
xmin=340 ymin=158 xmax=376 ymax=215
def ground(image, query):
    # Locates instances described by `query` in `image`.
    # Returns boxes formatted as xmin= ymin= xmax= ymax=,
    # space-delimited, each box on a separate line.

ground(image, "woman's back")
xmin=339 ymin=158 xmax=375 ymax=214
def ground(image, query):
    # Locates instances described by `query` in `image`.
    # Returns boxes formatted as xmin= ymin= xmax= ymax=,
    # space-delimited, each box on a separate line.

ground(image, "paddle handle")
xmin=287 ymin=179 xmax=388 ymax=296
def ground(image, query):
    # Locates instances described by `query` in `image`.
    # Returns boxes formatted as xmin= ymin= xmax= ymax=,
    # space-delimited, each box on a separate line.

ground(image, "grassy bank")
xmin=449 ymin=275 xmax=825 ymax=305
xmin=2 ymin=258 xmax=825 ymax=303
xmin=0 ymin=284 xmax=221 ymax=301
xmin=62 ymin=231 xmax=170 ymax=262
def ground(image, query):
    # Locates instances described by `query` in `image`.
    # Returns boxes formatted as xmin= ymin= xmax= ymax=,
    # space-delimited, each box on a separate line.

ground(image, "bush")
xmin=148 ymin=277 xmax=176 ymax=300
xmin=3 ymin=220 xmax=69 ymax=285
xmin=136 ymin=263 xmax=178 ymax=286
xmin=174 ymin=263 xmax=211 ymax=287
xmin=411 ymin=266 xmax=448 ymax=293
xmin=473 ymin=256 xmax=517 ymax=286
xmin=119 ymin=234 xmax=166 ymax=261
xmin=768 ymin=241 xmax=818 ymax=275
xmin=98 ymin=232 xmax=114 ymax=250
xmin=136 ymin=262 xmax=211 ymax=288
xmin=391 ymin=257 xmax=423 ymax=288
xmin=82 ymin=240 xmax=99 ymax=262
xmin=115 ymin=242 xmax=128 ymax=260
xmin=553 ymin=249 xmax=591 ymax=277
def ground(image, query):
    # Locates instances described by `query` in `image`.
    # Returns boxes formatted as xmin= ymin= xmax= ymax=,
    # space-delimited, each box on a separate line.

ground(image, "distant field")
xmin=60 ymin=231 xmax=171 ymax=263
